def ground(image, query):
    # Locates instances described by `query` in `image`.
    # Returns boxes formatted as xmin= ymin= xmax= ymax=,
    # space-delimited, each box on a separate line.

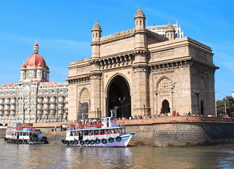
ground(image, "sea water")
xmin=0 ymin=139 xmax=234 ymax=169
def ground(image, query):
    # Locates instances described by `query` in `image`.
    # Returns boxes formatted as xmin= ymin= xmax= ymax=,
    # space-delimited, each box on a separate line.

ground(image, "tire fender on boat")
xmin=108 ymin=137 xmax=114 ymax=143
xmin=102 ymin=139 xmax=107 ymax=144
xmin=91 ymin=140 xmax=95 ymax=144
xmin=95 ymin=139 xmax=100 ymax=144
xmin=80 ymin=141 xmax=84 ymax=145
xmin=116 ymin=136 xmax=122 ymax=142
xmin=85 ymin=140 xmax=90 ymax=144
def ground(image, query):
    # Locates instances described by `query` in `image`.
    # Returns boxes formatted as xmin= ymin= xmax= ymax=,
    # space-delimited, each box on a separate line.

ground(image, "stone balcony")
xmin=0 ymin=111 xmax=4 ymax=116
xmin=44 ymin=98 xmax=49 ymax=103
xmin=58 ymin=99 xmax=64 ymax=103
xmin=5 ymin=100 xmax=10 ymax=104
xmin=58 ymin=110 xmax=64 ymax=115
xmin=43 ymin=111 xmax=49 ymax=116
xmin=10 ymin=105 xmax=16 ymax=110
xmin=50 ymin=99 xmax=56 ymax=103
xmin=10 ymin=110 xmax=16 ymax=115
xmin=37 ymin=110 xmax=43 ymax=115
xmin=37 ymin=99 xmax=43 ymax=103
xmin=11 ymin=99 xmax=16 ymax=104
xmin=4 ymin=111 xmax=9 ymax=115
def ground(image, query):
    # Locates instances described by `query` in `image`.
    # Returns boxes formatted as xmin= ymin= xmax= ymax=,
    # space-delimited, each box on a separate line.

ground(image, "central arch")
xmin=107 ymin=75 xmax=131 ymax=118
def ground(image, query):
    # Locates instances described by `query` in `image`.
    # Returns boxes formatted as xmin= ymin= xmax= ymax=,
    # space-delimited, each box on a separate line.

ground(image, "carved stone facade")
xmin=66 ymin=7 xmax=218 ymax=121
xmin=0 ymin=43 xmax=68 ymax=124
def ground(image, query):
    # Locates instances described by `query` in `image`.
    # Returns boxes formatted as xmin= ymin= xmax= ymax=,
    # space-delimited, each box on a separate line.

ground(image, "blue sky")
xmin=0 ymin=0 xmax=233 ymax=100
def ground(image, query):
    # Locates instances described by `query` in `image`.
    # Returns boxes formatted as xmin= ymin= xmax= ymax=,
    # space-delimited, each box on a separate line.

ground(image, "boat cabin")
xmin=6 ymin=127 xmax=43 ymax=141
xmin=65 ymin=117 xmax=126 ymax=141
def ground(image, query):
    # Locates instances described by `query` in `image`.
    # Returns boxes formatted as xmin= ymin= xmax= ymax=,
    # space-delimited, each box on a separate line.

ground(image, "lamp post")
xmin=194 ymin=90 xmax=200 ymax=115
xmin=119 ymin=97 xmax=125 ymax=118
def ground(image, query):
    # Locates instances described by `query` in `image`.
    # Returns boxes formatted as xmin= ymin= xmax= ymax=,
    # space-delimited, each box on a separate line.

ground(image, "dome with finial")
xmin=134 ymin=6 xmax=146 ymax=19
xmin=92 ymin=20 xmax=102 ymax=31
xmin=22 ymin=41 xmax=48 ymax=69
xmin=165 ymin=21 xmax=175 ymax=32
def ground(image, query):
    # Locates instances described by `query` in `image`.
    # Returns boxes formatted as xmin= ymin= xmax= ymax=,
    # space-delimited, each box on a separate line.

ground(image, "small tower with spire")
xmin=165 ymin=21 xmax=176 ymax=40
xmin=134 ymin=6 xmax=147 ymax=52
xmin=134 ymin=6 xmax=146 ymax=31
xmin=91 ymin=20 xmax=102 ymax=59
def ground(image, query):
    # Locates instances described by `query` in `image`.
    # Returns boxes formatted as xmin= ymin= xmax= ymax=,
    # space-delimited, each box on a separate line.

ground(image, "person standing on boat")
xmin=17 ymin=132 xmax=19 ymax=140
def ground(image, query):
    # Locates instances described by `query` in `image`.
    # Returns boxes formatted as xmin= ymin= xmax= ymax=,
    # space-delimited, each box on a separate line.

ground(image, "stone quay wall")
xmin=35 ymin=117 xmax=234 ymax=146
xmin=2 ymin=117 xmax=234 ymax=147
xmin=126 ymin=123 xmax=234 ymax=146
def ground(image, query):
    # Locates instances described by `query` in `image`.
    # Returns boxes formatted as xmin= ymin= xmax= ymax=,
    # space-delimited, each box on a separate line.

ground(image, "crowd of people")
xmin=118 ymin=111 xmax=210 ymax=120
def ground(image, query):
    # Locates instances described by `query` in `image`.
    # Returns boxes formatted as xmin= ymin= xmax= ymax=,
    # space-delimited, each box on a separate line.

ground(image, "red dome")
xmin=34 ymin=43 xmax=39 ymax=46
xmin=24 ymin=53 xmax=47 ymax=68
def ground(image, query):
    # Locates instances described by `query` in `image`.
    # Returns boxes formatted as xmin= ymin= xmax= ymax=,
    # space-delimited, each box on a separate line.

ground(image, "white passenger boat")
xmin=61 ymin=117 xmax=134 ymax=147
xmin=4 ymin=127 xmax=48 ymax=144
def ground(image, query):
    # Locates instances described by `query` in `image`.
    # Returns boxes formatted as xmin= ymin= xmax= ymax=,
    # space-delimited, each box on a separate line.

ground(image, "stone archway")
xmin=107 ymin=75 xmax=131 ymax=118
xmin=78 ymin=88 xmax=90 ymax=120
xmin=161 ymin=100 xmax=170 ymax=114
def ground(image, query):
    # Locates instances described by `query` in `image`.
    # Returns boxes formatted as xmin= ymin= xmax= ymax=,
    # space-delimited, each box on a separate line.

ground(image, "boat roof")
xmin=68 ymin=126 xmax=125 ymax=131
xmin=6 ymin=128 xmax=41 ymax=132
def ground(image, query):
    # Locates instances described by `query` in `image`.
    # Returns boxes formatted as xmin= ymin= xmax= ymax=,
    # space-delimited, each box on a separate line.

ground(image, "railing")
xmin=71 ymin=123 xmax=103 ymax=129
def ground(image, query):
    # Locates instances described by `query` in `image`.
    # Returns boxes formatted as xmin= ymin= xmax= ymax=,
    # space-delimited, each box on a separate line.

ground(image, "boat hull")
xmin=62 ymin=133 xmax=133 ymax=147
xmin=4 ymin=137 xmax=48 ymax=144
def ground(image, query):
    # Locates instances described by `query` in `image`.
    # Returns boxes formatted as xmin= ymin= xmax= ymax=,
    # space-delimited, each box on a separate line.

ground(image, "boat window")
xmin=84 ymin=131 xmax=88 ymax=135
xmin=88 ymin=130 xmax=93 ymax=135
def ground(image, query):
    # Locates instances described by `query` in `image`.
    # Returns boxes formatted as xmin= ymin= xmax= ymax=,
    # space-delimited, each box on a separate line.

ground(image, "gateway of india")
xmin=66 ymin=7 xmax=218 ymax=121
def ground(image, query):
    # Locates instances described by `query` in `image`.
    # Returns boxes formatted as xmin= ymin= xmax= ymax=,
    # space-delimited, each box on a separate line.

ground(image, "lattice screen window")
xmin=80 ymin=89 xmax=89 ymax=102
xmin=158 ymin=79 xmax=170 ymax=92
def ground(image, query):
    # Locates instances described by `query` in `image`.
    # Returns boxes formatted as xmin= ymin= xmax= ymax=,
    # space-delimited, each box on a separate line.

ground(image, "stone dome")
xmin=134 ymin=6 xmax=146 ymax=19
xmin=22 ymin=42 xmax=48 ymax=69
xmin=165 ymin=21 xmax=175 ymax=32
xmin=92 ymin=20 xmax=102 ymax=31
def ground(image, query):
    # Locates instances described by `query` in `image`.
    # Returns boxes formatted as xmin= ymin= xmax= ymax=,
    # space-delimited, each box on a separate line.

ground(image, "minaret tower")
xmin=133 ymin=7 xmax=150 ymax=116
xmin=89 ymin=20 xmax=102 ymax=118
xmin=91 ymin=20 xmax=102 ymax=59
xmin=165 ymin=21 xmax=175 ymax=40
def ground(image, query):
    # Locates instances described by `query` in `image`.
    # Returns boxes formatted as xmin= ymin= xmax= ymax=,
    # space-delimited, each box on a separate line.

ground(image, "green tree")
xmin=216 ymin=96 xmax=234 ymax=117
